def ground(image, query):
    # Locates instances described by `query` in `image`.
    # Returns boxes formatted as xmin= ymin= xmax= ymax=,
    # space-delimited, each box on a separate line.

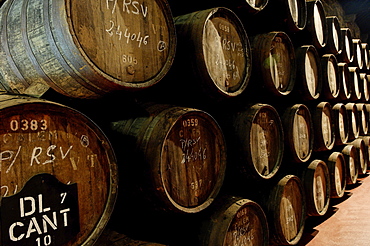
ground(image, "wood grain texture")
xmin=200 ymin=196 xmax=269 ymax=246
xmin=0 ymin=94 xmax=118 ymax=245
xmin=251 ymin=32 xmax=296 ymax=96
xmin=110 ymin=104 xmax=226 ymax=213
xmin=301 ymin=159 xmax=331 ymax=216
xmin=0 ymin=0 xmax=176 ymax=98
xmin=332 ymin=103 xmax=349 ymax=145
xmin=295 ymin=45 xmax=322 ymax=100
xmin=326 ymin=152 xmax=346 ymax=198
xmin=264 ymin=175 xmax=306 ymax=245
xmin=281 ymin=104 xmax=313 ymax=163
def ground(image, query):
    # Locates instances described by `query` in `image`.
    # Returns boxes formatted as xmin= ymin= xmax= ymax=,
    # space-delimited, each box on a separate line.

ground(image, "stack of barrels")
xmin=0 ymin=0 xmax=369 ymax=245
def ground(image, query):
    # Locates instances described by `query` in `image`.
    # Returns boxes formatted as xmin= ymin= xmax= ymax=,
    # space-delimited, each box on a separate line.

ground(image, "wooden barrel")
xmin=336 ymin=62 xmax=352 ymax=101
xmin=303 ymin=0 xmax=327 ymax=49
xmin=281 ymin=104 xmax=313 ymax=163
xmin=360 ymin=73 xmax=370 ymax=102
xmin=262 ymin=175 xmax=306 ymax=245
xmin=301 ymin=159 xmax=330 ymax=216
xmin=320 ymin=54 xmax=340 ymax=100
xmin=170 ymin=7 xmax=251 ymax=102
xmin=361 ymin=43 xmax=369 ymax=71
xmin=311 ymin=102 xmax=335 ymax=152
xmin=347 ymin=138 xmax=368 ymax=175
xmin=200 ymin=196 xmax=269 ymax=246
xmin=332 ymin=103 xmax=349 ymax=145
xmin=358 ymin=135 xmax=370 ymax=168
xmin=229 ymin=103 xmax=284 ymax=180
xmin=337 ymin=28 xmax=354 ymax=64
xmin=325 ymin=152 xmax=346 ymax=198
xmin=247 ymin=0 xmax=307 ymax=34
xmin=348 ymin=66 xmax=362 ymax=101
xmin=345 ymin=103 xmax=360 ymax=141
xmin=340 ymin=144 xmax=359 ymax=185
xmin=356 ymin=103 xmax=369 ymax=135
xmin=351 ymin=39 xmax=364 ymax=70
xmin=324 ymin=16 xmax=342 ymax=55
xmin=214 ymin=0 xmax=270 ymax=15
xmin=110 ymin=104 xmax=227 ymax=213
xmin=0 ymin=94 xmax=118 ymax=245
xmin=295 ymin=45 xmax=322 ymax=100
xmin=250 ymin=31 xmax=296 ymax=97
xmin=0 ymin=0 xmax=176 ymax=98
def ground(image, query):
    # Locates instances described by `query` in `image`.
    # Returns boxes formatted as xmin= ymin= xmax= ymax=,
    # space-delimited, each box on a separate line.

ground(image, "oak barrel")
xmin=347 ymin=138 xmax=368 ymax=175
xmin=253 ymin=0 xmax=307 ymax=33
xmin=0 ymin=94 xmax=118 ymax=245
xmin=320 ymin=54 xmax=340 ymax=100
xmin=351 ymin=39 xmax=364 ymax=70
xmin=171 ymin=7 xmax=251 ymax=101
xmin=360 ymin=73 xmax=370 ymax=102
xmin=303 ymin=0 xmax=327 ymax=49
xmin=262 ymin=175 xmax=306 ymax=245
xmin=250 ymin=31 xmax=296 ymax=97
xmin=324 ymin=16 xmax=342 ymax=55
xmin=340 ymin=144 xmax=359 ymax=185
xmin=361 ymin=43 xmax=369 ymax=71
xmin=358 ymin=135 xmax=370 ymax=168
xmin=336 ymin=62 xmax=352 ymax=101
xmin=325 ymin=152 xmax=346 ymax=198
xmin=200 ymin=196 xmax=269 ymax=246
xmin=348 ymin=66 xmax=362 ymax=101
xmin=110 ymin=104 xmax=227 ymax=213
xmin=281 ymin=104 xmax=313 ymax=163
xmin=356 ymin=103 xmax=369 ymax=135
xmin=337 ymin=28 xmax=354 ymax=64
xmin=213 ymin=0 xmax=270 ymax=15
xmin=312 ymin=102 xmax=335 ymax=152
xmin=301 ymin=159 xmax=330 ymax=216
xmin=345 ymin=103 xmax=360 ymax=141
xmin=0 ymin=0 xmax=176 ymax=98
xmin=228 ymin=103 xmax=284 ymax=180
xmin=295 ymin=45 xmax=322 ymax=100
xmin=332 ymin=103 xmax=349 ymax=145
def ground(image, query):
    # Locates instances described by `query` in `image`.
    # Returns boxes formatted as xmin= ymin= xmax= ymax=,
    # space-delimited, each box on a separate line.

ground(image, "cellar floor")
xmin=298 ymin=172 xmax=370 ymax=246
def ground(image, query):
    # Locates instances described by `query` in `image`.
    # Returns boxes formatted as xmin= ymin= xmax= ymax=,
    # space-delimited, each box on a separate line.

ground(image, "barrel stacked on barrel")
xmin=0 ymin=0 xmax=368 ymax=245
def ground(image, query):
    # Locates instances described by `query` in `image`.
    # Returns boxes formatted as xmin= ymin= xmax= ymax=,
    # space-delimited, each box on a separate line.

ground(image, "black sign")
xmin=1 ymin=173 xmax=80 ymax=245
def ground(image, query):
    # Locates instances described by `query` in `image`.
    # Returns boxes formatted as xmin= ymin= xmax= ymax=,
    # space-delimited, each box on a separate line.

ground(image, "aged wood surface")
xmin=0 ymin=0 xmax=176 ymax=98
xmin=110 ymin=105 xmax=226 ymax=213
xmin=282 ymin=104 xmax=313 ymax=163
xmin=301 ymin=159 xmax=330 ymax=216
xmin=251 ymin=32 xmax=296 ymax=96
xmin=0 ymin=94 xmax=118 ymax=245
